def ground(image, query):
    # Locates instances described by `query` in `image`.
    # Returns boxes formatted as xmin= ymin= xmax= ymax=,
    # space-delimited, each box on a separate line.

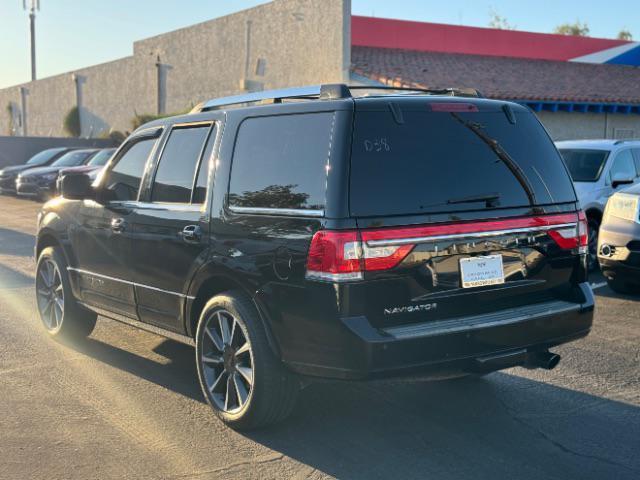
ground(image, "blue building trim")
xmin=510 ymin=100 xmax=640 ymax=115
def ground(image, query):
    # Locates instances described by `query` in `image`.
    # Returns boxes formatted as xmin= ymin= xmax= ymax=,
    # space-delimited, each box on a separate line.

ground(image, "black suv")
xmin=36 ymin=84 xmax=594 ymax=429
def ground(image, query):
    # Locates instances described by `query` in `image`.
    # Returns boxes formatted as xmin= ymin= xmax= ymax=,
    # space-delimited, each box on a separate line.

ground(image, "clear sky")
xmin=1 ymin=0 xmax=638 ymax=89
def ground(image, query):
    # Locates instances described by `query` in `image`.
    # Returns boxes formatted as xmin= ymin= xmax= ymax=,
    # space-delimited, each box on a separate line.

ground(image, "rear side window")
xmin=228 ymin=113 xmax=334 ymax=212
xmin=559 ymin=149 xmax=609 ymax=182
xmin=105 ymin=138 xmax=157 ymax=202
xmin=633 ymin=149 xmax=640 ymax=175
xmin=151 ymin=125 xmax=212 ymax=204
xmin=608 ymin=149 xmax=637 ymax=183
xmin=350 ymin=109 xmax=576 ymax=217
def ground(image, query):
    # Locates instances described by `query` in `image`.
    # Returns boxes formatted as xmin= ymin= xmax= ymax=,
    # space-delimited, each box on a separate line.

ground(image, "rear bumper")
xmin=598 ymin=224 xmax=640 ymax=284
xmin=599 ymin=258 xmax=640 ymax=284
xmin=286 ymin=283 xmax=594 ymax=380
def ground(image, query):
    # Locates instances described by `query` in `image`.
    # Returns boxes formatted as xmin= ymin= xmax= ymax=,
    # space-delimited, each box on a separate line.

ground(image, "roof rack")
xmin=348 ymin=85 xmax=483 ymax=98
xmin=192 ymin=84 xmax=351 ymax=113
xmin=191 ymin=83 xmax=482 ymax=113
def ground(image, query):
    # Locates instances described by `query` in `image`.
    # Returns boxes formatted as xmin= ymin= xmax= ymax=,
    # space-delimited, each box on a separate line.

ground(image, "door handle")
xmin=111 ymin=217 xmax=127 ymax=233
xmin=181 ymin=225 xmax=202 ymax=243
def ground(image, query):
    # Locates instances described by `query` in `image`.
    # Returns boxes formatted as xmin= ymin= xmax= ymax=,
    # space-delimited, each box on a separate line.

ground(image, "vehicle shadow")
xmin=594 ymin=286 xmax=640 ymax=301
xmin=244 ymin=374 xmax=640 ymax=480
xmin=62 ymin=330 xmax=640 ymax=479
xmin=62 ymin=335 xmax=204 ymax=403
xmin=0 ymin=263 xmax=33 ymax=288
xmin=0 ymin=227 xmax=35 ymax=257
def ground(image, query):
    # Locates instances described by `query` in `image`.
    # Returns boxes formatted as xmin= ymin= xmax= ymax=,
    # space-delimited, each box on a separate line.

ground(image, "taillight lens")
xmin=547 ymin=211 xmax=588 ymax=251
xmin=305 ymin=230 xmax=414 ymax=282
xmin=578 ymin=210 xmax=589 ymax=252
xmin=306 ymin=230 xmax=363 ymax=282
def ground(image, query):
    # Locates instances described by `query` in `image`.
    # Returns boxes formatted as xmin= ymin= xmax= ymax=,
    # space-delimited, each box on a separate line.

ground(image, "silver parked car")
xmin=556 ymin=139 xmax=640 ymax=268
xmin=598 ymin=184 xmax=640 ymax=294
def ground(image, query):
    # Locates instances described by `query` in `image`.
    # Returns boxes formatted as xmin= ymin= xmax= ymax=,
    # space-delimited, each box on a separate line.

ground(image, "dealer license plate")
xmin=460 ymin=255 xmax=505 ymax=288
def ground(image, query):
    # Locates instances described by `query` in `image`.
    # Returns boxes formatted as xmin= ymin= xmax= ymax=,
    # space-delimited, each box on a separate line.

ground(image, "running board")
xmin=79 ymin=302 xmax=195 ymax=346
xmin=383 ymin=300 xmax=581 ymax=340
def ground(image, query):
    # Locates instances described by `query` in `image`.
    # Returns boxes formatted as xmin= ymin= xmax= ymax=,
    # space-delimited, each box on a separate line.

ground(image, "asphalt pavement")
xmin=0 ymin=195 xmax=638 ymax=480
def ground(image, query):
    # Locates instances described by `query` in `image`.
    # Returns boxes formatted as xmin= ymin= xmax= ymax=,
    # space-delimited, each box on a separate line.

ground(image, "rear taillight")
xmin=578 ymin=210 xmax=589 ymax=253
xmin=547 ymin=211 xmax=588 ymax=252
xmin=305 ymin=230 xmax=414 ymax=282
xmin=306 ymin=213 xmax=586 ymax=282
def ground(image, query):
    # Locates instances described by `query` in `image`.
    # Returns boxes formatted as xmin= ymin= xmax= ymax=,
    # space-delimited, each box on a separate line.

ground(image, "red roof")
xmin=351 ymin=46 xmax=640 ymax=105
xmin=351 ymin=16 xmax=629 ymax=62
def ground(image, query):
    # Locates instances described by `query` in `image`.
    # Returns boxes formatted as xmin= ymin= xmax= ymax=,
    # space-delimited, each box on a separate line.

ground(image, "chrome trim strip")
xmin=79 ymin=302 xmax=195 ymax=346
xmin=129 ymin=202 xmax=204 ymax=212
xmin=305 ymin=270 xmax=363 ymax=282
xmin=68 ymin=267 xmax=196 ymax=300
xmin=228 ymin=206 xmax=324 ymax=217
xmin=384 ymin=300 xmax=581 ymax=340
xmin=366 ymin=223 xmax=577 ymax=247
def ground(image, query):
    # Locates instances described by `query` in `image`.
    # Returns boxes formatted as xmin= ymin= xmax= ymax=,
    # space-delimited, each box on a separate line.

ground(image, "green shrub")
xmin=130 ymin=107 xmax=192 ymax=130
xmin=6 ymin=103 xmax=13 ymax=135
xmin=99 ymin=129 xmax=127 ymax=145
xmin=63 ymin=106 xmax=81 ymax=137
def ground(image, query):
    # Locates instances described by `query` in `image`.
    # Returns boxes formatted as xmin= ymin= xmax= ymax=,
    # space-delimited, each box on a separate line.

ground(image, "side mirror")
xmin=60 ymin=173 xmax=94 ymax=200
xmin=611 ymin=173 xmax=634 ymax=189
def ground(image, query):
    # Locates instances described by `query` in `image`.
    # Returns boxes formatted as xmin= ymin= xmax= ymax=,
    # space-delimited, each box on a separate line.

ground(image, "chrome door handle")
xmin=111 ymin=217 xmax=127 ymax=233
xmin=181 ymin=225 xmax=201 ymax=243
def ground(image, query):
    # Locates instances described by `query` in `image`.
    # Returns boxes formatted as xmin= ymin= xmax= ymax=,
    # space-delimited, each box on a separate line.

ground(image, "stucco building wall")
xmin=537 ymin=111 xmax=640 ymax=141
xmin=0 ymin=0 xmax=350 ymax=137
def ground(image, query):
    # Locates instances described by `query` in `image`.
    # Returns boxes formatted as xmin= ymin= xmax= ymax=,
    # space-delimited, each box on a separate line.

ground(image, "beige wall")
xmin=537 ymin=111 xmax=640 ymax=141
xmin=0 ymin=0 xmax=350 ymax=137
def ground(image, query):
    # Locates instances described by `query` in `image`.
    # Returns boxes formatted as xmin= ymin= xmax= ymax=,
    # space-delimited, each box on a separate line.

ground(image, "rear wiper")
xmin=450 ymin=113 xmax=538 ymax=206
xmin=447 ymin=193 xmax=500 ymax=208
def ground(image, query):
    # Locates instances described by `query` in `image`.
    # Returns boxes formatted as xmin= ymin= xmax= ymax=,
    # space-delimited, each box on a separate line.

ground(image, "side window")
xmin=609 ymin=150 xmax=636 ymax=184
xmin=104 ymin=137 xmax=157 ymax=202
xmin=151 ymin=125 xmax=211 ymax=204
xmin=193 ymin=129 xmax=216 ymax=204
xmin=632 ymin=149 xmax=640 ymax=177
xmin=228 ymin=112 xmax=334 ymax=212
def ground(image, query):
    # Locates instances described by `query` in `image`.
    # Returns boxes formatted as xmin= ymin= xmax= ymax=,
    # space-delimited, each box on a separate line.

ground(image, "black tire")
xmin=195 ymin=290 xmax=299 ymax=430
xmin=587 ymin=217 xmax=600 ymax=272
xmin=35 ymin=246 xmax=97 ymax=339
xmin=606 ymin=278 xmax=640 ymax=295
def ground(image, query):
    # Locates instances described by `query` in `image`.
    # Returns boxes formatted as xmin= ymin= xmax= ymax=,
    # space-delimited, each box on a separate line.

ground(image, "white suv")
xmin=556 ymin=139 xmax=640 ymax=268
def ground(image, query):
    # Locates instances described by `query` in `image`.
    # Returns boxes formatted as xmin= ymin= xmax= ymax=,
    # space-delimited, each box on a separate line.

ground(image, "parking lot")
xmin=0 ymin=194 xmax=638 ymax=480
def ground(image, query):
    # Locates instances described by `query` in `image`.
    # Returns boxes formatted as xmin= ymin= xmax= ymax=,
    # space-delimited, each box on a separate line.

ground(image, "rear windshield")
xmin=26 ymin=148 xmax=65 ymax=166
xmin=87 ymin=149 xmax=115 ymax=167
xmin=52 ymin=150 xmax=94 ymax=167
xmin=558 ymin=149 xmax=609 ymax=182
xmin=350 ymin=109 xmax=576 ymax=217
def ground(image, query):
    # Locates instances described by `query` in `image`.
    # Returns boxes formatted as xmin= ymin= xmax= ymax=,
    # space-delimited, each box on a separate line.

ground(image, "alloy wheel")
xmin=36 ymin=259 xmax=64 ymax=332
xmin=201 ymin=309 xmax=254 ymax=413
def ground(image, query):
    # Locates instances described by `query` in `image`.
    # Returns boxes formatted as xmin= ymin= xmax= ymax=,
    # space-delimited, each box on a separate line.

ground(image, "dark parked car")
xmin=598 ymin=184 xmax=640 ymax=294
xmin=16 ymin=148 xmax=98 ymax=200
xmin=35 ymin=84 xmax=593 ymax=430
xmin=56 ymin=148 xmax=116 ymax=193
xmin=0 ymin=147 xmax=73 ymax=194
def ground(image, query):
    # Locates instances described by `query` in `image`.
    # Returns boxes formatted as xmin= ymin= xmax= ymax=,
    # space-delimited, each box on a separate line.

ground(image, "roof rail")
xmin=193 ymin=84 xmax=351 ymax=113
xmin=191 ymin=83 xmax=482 ymax=113
xmin=348 ymin=85 xmax=483 ymax=98
xmin=614 ymin=138 xmax=640 ymax=145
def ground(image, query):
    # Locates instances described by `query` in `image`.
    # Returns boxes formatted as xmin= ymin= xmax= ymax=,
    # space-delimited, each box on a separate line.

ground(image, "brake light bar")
xmin=305 ymin=213 xmax=585 ymax=283
xmin=430 ymin=103 xmax=479 ymax=112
